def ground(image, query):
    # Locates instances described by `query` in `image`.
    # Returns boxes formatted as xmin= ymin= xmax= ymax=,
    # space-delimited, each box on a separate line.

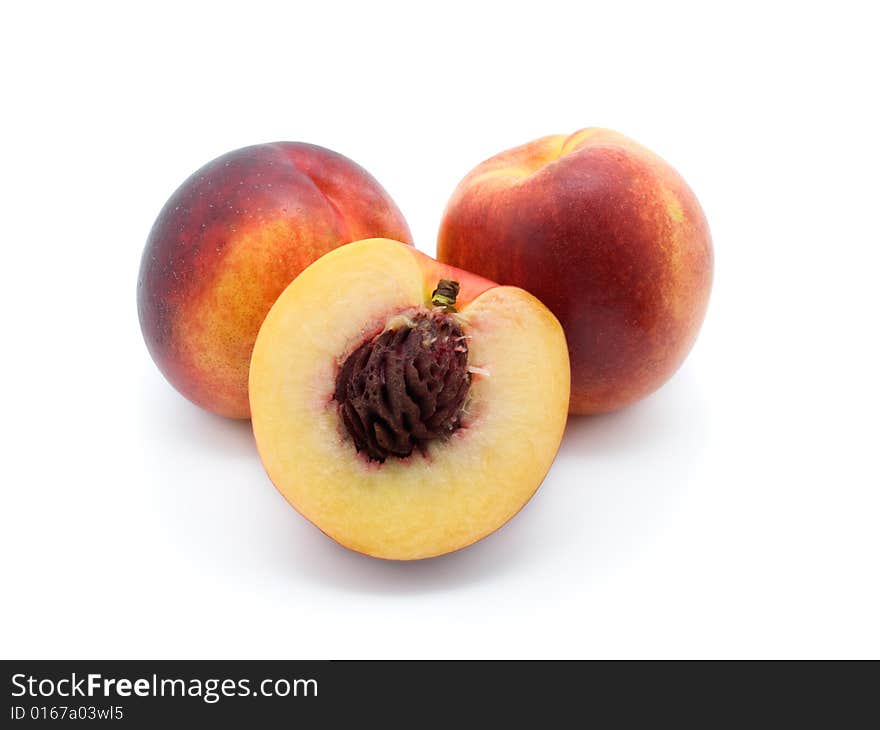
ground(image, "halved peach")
xmin=249 ymin=238 xmax=570 ymax=560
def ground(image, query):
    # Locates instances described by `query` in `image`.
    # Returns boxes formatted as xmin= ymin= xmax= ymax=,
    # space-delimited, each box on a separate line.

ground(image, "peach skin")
xmin=438 ymin=128 xmax=713 ymax=414
xmin=138 ymin=142 xmax=412 ymax=418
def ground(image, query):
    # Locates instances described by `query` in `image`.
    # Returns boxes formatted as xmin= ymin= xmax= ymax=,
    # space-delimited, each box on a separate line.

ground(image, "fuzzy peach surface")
xmin=138 ymin=142 xmax=412 ymax=418
xmin=438 ymin=128 xmax=713 ymax=414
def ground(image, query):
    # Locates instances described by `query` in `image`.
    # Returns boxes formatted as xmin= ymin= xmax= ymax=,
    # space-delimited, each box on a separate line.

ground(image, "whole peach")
xmin=138 ymin=142 xmax=412 ymax=418
xmin=438 ymin=128 xmax=713 ymax=414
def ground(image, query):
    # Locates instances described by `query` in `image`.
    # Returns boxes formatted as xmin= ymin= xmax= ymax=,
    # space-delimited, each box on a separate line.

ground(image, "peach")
xmin=137 ymin=142 xmax=412 ymax=418
xmin=438 ymin=128 xmax=713 ymax=414
xmin=249 ymin=238 xmax=570 ymax=560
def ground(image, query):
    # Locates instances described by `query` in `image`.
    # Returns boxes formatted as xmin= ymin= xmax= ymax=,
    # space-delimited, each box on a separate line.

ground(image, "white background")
xmin=2 ymin=1 xmax=878 ymax=659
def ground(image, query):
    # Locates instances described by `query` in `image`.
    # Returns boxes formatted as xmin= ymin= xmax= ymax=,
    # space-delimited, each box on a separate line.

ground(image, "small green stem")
xmin=431 ymin=279 xmax=460 ymax=310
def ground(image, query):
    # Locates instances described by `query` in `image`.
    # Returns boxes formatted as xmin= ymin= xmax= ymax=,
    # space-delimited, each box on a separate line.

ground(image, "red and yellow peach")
xmin=438 ymin=128 xmax=713 ymax=414
xmin=138 ymin=142 xmax=412 ymax=418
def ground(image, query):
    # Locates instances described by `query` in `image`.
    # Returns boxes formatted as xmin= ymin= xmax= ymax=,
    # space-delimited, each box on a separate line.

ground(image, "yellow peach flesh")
xmin=249 ymin=238 xmax=570 ymax=560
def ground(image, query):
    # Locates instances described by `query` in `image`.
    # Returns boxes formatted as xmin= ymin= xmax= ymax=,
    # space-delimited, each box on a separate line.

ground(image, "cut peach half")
xmin=249 ymin=238 xmax=570 ymax=560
